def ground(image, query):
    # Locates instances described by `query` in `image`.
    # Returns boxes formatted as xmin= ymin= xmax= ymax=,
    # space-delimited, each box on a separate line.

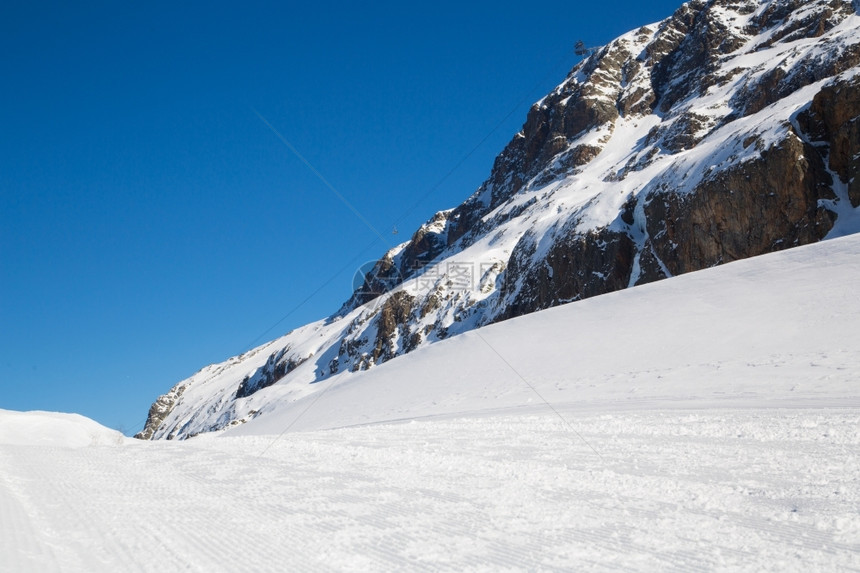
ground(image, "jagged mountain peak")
xmin=137 ymin=0 xmax=860 ymax=440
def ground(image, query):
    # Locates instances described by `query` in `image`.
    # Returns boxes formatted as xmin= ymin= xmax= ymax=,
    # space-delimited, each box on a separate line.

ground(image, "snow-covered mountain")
xmin=138 ymin=0 xmax=860 ymax=440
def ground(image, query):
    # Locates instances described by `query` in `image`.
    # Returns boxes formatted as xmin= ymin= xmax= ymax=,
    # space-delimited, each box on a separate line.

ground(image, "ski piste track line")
xmin=0 ymin=451 xmax=59 ymax=572
xmin=0 ymin=443 xmax=319 ymax=572
xmin=0 ymin=408 xmax=858 ymax=571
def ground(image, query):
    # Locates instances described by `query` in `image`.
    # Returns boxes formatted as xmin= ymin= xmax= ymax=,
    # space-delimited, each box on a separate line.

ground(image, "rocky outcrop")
xmin=755 ymin=0 xmax=853 ymax=47
xmin=496 ymin=127 xmax=837 ymax=319
xmin=343 ymin=253 xmax=402 ymax=308
xmin=235 ymin=348 xmax=308 ymax=399
xmin=650 ymin=0 xmax=751 ymax=113
xmin=398 ymin=211 xmax=452 ymax=276
xmin=499 ymin=228 xmax=636 ymax=319
xmin=645 ymin=133 xmax=836 ymax=274
xmin=135 ymin=383 xmax=187 ymax=440
xmin=797 ymin=74 xmax=860 ymax=206
xmin=371 ymin=292 xmax=417 ymax=363
xmin=734 ymin=1 xmax=860 ymax=116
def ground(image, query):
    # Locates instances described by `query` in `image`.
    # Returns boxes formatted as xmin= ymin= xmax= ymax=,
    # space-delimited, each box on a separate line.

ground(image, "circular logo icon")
xmin=352 ymin=259 xmax=404 ymax=308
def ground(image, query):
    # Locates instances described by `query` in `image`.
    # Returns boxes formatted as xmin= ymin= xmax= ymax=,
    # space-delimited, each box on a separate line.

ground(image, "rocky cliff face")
xmin=138 ymin=0 xmax=860 ymax=440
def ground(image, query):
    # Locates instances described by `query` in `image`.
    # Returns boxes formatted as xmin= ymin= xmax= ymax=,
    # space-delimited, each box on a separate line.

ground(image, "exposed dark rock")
xmin=234 ymin=348 xmax=307 ymax=399
xmin=650 ymin=111 xmax=714 ymax=153
xmin=651 ymin=0 xmax=748 ymax=113
xmin=498 ymin=226 xmax=635 ymax=320
xmin=473 ymin=31 xmax=646 ymax=213
xmin=736 ymin=42 xmax=860 ymax=116
xmin=445 ymin=193 xmax=488 ymax=247
xmin=645 ymin=133 xmax=835 ymax=275
xmin=796 ymin=74 xmax=860 ymax=206
xmin=135 ymin=384 xmax=186 ymax=440
xmin=635 ymin=242 xmax=672 ymax=286
xmin=755 ymin=0 xmax=810 ymax=31
xmin=371 ymin=291 xmax=416 ymax=363
xmin=347 ymin=254 xmax=402 ymax=308
xmin=753 ymin=0 xmax=852 ymax=48
xmin=399 ymin=211 xmax=451 ymax=276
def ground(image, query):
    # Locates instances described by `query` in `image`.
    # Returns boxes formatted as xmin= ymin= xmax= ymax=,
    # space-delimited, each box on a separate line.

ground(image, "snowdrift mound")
xmin=0 ymin=410 xmax=126 ymax=447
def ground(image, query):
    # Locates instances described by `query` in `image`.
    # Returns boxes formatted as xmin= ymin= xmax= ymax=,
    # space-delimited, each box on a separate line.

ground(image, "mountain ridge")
xmin=138 ymin=0 xmax=860 ymax=440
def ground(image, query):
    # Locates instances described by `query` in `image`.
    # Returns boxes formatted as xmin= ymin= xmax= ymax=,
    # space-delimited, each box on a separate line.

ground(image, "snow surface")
xmin=2 ymin=235 xmax=859 ymax=571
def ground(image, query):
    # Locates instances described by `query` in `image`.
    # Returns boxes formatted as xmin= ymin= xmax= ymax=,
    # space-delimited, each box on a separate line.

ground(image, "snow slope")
xmin=230 ymin=233 xmax=860 ymax=436
xmin=1 ymin=234 xmax=859 ymax=571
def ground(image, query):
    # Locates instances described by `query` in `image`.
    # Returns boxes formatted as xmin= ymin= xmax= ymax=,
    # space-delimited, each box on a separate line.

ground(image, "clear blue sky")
xmin=1 ymin=1 xmax=683 ymax=434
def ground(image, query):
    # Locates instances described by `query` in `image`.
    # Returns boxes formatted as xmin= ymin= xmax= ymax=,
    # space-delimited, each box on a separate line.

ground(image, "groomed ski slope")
xmin=2 ymin=235 xmax=860 ymax=572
